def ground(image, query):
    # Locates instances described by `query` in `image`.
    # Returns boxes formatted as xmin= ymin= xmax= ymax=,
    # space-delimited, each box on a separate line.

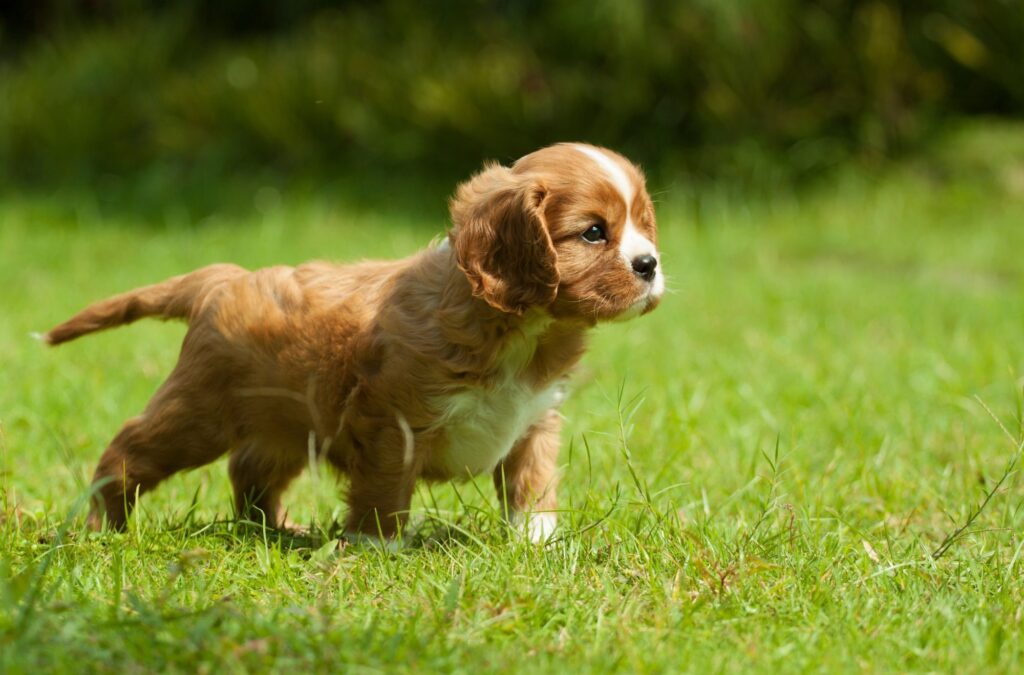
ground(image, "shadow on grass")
xmin=147 ymin=513 xmax=493 ymax=555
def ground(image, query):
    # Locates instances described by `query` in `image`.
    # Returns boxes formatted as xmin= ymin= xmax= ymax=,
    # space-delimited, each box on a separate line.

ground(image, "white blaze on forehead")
xmin=572 ymin=144 xmax=659 ymax=268
xmin=573 ymin=144 xmax=635 ymax=207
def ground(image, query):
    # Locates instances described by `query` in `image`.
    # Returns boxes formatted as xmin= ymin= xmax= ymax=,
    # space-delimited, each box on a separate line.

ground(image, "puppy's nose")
xmin=631 ymin=255 xmax=657 ymax=282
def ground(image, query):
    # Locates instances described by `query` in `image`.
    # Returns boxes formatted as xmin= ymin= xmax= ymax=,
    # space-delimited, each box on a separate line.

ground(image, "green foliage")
xmin=1 ymin=124 xmax=1023 ymax=671
xmin=1 ymin=0 xmax=1022 ymax=188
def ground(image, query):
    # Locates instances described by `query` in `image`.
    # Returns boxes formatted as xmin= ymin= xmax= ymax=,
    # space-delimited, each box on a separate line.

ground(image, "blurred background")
xmin=1 ymin=0 xmax=1022 ymax=216
xmin=4 ymin=4 xmax=1024 ymax=668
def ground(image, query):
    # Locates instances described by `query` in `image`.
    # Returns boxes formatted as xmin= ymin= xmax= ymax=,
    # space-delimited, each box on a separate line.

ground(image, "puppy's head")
xmin=450 ymin=143 xmax=663 ymax=321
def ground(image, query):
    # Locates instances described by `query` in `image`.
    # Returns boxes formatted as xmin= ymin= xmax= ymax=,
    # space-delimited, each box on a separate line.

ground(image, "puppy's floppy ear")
xmin=450 ymin=162 xmax=558 ymax=315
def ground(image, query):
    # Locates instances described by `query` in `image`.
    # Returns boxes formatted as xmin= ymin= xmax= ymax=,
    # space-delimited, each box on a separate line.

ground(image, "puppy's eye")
xmin=581 ymin=224 xmax=607 ymax=243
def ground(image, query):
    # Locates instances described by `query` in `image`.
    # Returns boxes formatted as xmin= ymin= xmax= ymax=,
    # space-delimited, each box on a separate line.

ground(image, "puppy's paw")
xmin=278 ymin=520 xmax=311 ymax=537
xmin=512 ymin=512 xmax=557 ymax=544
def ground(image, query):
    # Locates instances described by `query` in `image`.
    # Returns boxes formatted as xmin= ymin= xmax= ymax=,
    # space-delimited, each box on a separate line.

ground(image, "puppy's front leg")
xmin=493 ymin=411 xmax=561 ymax=543
xmin=344 ymin=424 xmax=420 ymax=547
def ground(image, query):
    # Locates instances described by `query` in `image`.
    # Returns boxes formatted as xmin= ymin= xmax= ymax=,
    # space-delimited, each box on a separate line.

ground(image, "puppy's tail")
xmin=43 ymin=264 xmax=247 ymax=346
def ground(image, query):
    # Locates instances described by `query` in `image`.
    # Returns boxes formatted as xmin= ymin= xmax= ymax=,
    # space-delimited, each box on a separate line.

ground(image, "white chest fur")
xmin=436 ymin=378 xmax=563 ymax=477
xmin=432 ymin=314 xmax=564 ymax=477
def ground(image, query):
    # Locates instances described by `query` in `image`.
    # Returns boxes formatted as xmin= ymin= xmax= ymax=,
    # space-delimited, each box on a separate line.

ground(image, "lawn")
xmin=2 ymin=130 xmax=1024 ymax=672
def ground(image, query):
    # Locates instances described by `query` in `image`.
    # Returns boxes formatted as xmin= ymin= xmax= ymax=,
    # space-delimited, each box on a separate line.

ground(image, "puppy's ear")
xmin=450 ymin=163 xmax=558 ymax=315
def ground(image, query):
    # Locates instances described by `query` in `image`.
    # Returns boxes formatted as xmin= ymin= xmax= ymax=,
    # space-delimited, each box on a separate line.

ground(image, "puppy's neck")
xmin=427 ymin=243 xmax=582 ymax=381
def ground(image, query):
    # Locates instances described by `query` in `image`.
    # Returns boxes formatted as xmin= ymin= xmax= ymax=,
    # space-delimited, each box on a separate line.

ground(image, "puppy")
xmin=44 ymin=143 xmax=663 ymax=544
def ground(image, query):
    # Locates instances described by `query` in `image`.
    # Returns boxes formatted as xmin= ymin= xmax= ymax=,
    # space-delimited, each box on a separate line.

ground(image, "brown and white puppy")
xmin=43 ymin=143 xmax=663 ymax=545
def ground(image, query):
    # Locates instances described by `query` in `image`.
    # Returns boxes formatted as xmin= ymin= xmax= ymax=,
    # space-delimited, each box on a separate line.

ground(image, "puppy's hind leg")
xmin=229 ymin=442 xmax=306 ymax=529
xmin=88 ymin=379 xmax=231 ymax=531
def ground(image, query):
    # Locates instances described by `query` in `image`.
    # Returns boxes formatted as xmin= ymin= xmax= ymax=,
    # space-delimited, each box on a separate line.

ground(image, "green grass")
xmin=2 ymin=138 xmax=1024 ymax=672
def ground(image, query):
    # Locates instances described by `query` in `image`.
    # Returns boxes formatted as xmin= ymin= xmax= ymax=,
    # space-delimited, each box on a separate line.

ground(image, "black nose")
xmin=631 ymin=255 xmax=657 ymax=282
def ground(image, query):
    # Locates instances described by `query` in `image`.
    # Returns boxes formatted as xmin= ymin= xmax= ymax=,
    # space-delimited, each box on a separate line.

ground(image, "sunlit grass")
xmin=1 ymin=153 xmax=1023 ymax=671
